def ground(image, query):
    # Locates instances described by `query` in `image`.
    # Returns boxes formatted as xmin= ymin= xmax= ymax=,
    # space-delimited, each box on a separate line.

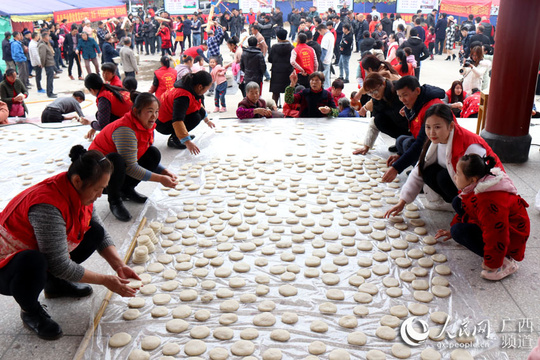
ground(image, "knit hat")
xmin=276 ymin=28 xmax=288 ymax=41
xmin=22 ymin=30 xmax=31 ymax=36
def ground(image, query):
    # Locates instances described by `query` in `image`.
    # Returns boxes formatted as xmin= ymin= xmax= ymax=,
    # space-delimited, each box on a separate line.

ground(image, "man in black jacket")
xmin=356 ymin=14 xmax=369 ymax=53
xmin=62 ymin=28 xmax=82 ymax=80
xmin=259 ymin=15 xmax=274 ymax=50
xmin=360 ymin=31 xmax=375 ymax=55
xmin=381 ymin=13 xmax=393 ymax=35
xmin=304 ymin=30 xmax=323 ymax=72
xmin=230 ymin=10 xmax=243 ymax=38
xmin=434 ymin=13 xmax=448 ymax=55
xmin=240 ymin=36 xmax=266 ymax=93
xmin=272 ymin=8 xmax=283 ymax=32
xmin=338 ymin=24 xmax=353 ymax=83
xmin=469 ymin=25 xmax=491 ymax=46
xmin=333 ymin=16 xmax=343 ymax=65
xmin=399 ymin=28 xmax=430 ymax=79
xmin=142 ymin=17 xmax=155 ymax=55
xmin=2 ymin=32 xmax=15 ymax=70
xmin=289 ymin=9 xmax=301 ymax=41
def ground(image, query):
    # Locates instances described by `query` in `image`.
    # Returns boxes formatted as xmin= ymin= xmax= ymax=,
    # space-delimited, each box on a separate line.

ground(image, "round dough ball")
xmin=339 ymin=315 xmax=358 ymax=329
xmin=220 ymin=299 xmax=239 ymax=312
xmin=450 ymin=349 xmax=473 ymax=360
xmin=166 ymin=319 xmax=189 ymax=333
xmin=347 ymin=331 xmax=367 ymax=345
xmin=240 ymin=328 xmax=259 ymax=340
xmin=151 ymin=306 xmax=168 ymax=317
xmin=326 ymin=289 xmax=344 ymax=300
xmin=153 ymin=293 xmax=171 ymax=305
xmin=310 ymin=320 xmax=328 ymax=333
xmin=376 ymin=326 xmax=397 ymax=340
xmin=123 ymin=309 xmax=140 ymax=320
xmin=391 ymin=344 xmax=411 ymax=359
xmin=194 ymin=309 xmax=211 ymax=321
xmin=308 ymin=341 xmax=327 ymax=355
xmin=190 ymin=325 xmax=211 ymax=339
xmin=262 ymin=348 xmax=282 ymax=360
xmin=282 ymin=311 xmax=299 ymax=324
xmin=329 ymin=349 xmax=350 ymax=360
xmin=430 ymin=311 xmax=448 ymax=324
xmin=319 ymin=302 xmax=337 ymax=314
xmin=408 ymin=303 xmax=429 ymax=316
xmin=231 ymin=340 xmax=255 ymax=356
xmin=432 ymin=285 xmax=452 ymax=298
xmin=109 ymin=332 xmax=132 ymax=348
xmin=213 ymin=327 xmax=234 ymax=340
xmin=390 ymin=305 xmax=409 ymax=318
xmin=172 ymin=305 xmax=191 ymax=319
xmin=141 ymin=335 xmax=161 ymax=350
xmin=366 ymin=350 xmax=386 ymax=360
xmin=253 ymin=312 xmax=276 ymax=326
xmin=128 ymin=297 xmax=145 ymax=308
xmin=184 ymin=339 xmax=207 ymax=356
xmin=420 ymin=348 xmax=441 ymax=360
xmin=270 ymin=329 xmax=290 ymax=342
xmin=258 ymin=300 xmax=276 ymax=312
xmin=128 ymin=349 xmax=150 ymax=360
xmin=209 ymin=347 xmax=229 ymax=360
xmin=380 ymin=315 xmax=400 ymax=328
xmin=414 ymin=290 xmax=434 ymax=303
xmin=162 ymin=342 xmax=181 ymax=356
xmin=279 ymin=284 xmax=298 ymax=297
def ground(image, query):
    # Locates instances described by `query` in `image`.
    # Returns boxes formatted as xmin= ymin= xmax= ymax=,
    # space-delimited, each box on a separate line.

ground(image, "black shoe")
xmin=21 ymin=304 xmax=63 ymax=340
xmin=167 ymin=134 xmax=187 ymax=149
xmin=48 ymin=94 xmax=58 ymax=98
xmin=121 ymin=188 xmax=148 ymax=204
xmin=445 ymin=56 xmax=451 ymax=61
xmin=110 ymin=200 xmax=132 ymax=222
xmin=44 ymin=275 xmax=93 ymax=299
xmin=343 ymin=79 xmax=349 ymax=84
xmin=452 ymin=54 xmax=456 ymax=61
xmin=388 ymin=145 xmax=398 ymax=153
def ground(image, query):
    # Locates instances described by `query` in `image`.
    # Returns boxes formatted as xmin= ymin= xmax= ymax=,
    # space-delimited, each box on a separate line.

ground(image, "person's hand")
xmin=254 ymin=108 xmax=272 ymax=117
xmin=289 ymin=71 xmax=298 ymax=87
xmin=435 ymin=229 xmax=452 ymax=241
xmin=399 ymin=106 xmax=406 ymax=117
xmin=116 ymin=265 xmax=141 ymax=280
xmin=85 ymin=128 xmax=96 ymax=140
xmin=382 ymin=166 xmax=398 ymax=183
xmin=159 ymin=174 xmax=177 ymax=188
xmin=75 ymin=49 xmax=79 ymax=54
xmin=205 ymin=120 xmax=216 ymax=128
xmin=319 ymin=106 xmax=331 ymax=115
xmin=300 ymin=71 xmax=307 ymax=76
xmin=386 ymin=154 xmax=400 ymax=167
xmin=104 ymin=275 xmax=137 ymax=297
xmin=358 ymin=106 xmax=367 ymax=117
xmin=79 ymin=117 xmax=91 ymax=125
xmin=353 ymin=145 xmax=369 ymax=155
xmin=161 ymin=168 xmax=178 ymax=181
xmin=185 ymin=140 xmax=200 ymax=155
xmin=454 ymin=102 xmax=463 ymax=109
xmin=385 ymin=199 xmax=406 ymax=218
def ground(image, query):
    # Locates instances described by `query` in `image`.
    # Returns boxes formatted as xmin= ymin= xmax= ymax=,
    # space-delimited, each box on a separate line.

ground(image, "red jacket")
xmin=97 ymin=87 xmax=133 ymax=119
xmin=0 ymin=173 xmax=93 ymax=268
xmin=461 ymin=92 xmax=481 ymax=118
xmin=90 ymin=110 xmax=155 ymax=160
xmin=110 ymin=75 xmax=123 ymax=87
xmin=410 ymin=98 xmax=443 ymax=138
xmin=453 ymin=168 xmax=529 ymax=269
xmin=184 ymin=45 xmax=205 ymax=58
xmin=154 ymin=66 xmax=177 ymax=101
xmin=159 ymin=26 xmax=172 ymax=49
xmin=159 ymin=87 xmax=202 ymax=123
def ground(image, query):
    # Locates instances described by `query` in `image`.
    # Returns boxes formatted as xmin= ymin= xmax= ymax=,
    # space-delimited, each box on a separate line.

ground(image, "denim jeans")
xmin=214 ymin=81 xmax=227 ymax=108
xmin=323 ymin=63 xmax=331 ymax=89
xmin=193 ymin=33 xmax=202 ymax=47
xmin=395 ymin=134 xmax=416 ymax=155
xmin=290 ymin=25 xmax=298 ymax=41
xmin=338 ymin=54 xmax=350 ymax=81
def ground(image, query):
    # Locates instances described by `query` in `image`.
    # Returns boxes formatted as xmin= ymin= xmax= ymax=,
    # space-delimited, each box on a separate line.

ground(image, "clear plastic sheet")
xmin=78 ymin=117 xmax=509 ymax=359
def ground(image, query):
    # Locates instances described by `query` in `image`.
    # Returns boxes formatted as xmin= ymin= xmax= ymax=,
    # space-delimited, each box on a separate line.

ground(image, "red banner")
xmin=439 ymin=0 xmax=492 ymax=18
xmin=54 ymin=6 xmax=127 ymax=24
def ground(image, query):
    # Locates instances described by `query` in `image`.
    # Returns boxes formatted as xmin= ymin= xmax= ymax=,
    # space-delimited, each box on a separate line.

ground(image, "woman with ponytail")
xmin=385 ymin=103 xmax=503 ymax=215
xmin=90 ymin=92 xmax=177 ymax=221
xmin=149 ymin=55 xmax=177 ymax=101
xmin=436 ymin=154 xmax=530 ymax=281
xmin=84 ymin=73 xmax=132 ymax=140
xmin=0 ymin=145 xmax=139 ymax=340
xmin=393 ymin=49 xmax=415 ymax=77
xmin=157 ymin=71 xmax=215 ymax=153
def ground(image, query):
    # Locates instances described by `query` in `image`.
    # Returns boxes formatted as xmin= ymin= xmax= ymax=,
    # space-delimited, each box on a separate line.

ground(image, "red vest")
xmin=294 ymin=43 xmax=316 ymax=75
xmin=184 ymin=45 xmax=205 ymax=58
xmin=97 ymin=87 xmax=133 ymax=119
xmin=0 ymin=173 xmax=93 ymax=268
xmin=90 ymin=110 xmax=155 ymax=160
xmin=159 ymin=87 xmax=202 ymax=123
xmin=154 ymin=66 xmax=177 ymax=101
xmin=410 ymin=98 xmax=443 ymax=138
xmin=387 ymin=43 xmax=399 ymax=66
xmin=110 ymin=75 xmax=123 ymax=87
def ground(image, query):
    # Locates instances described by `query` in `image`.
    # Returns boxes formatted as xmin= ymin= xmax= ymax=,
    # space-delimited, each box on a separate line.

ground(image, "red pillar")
xmin=482 ymin=0 xmax=540 ymax=162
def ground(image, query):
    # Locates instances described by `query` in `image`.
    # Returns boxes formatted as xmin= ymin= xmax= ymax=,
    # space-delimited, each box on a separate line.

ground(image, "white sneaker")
xmin=423 ymin=199 xmax=454 ymax=212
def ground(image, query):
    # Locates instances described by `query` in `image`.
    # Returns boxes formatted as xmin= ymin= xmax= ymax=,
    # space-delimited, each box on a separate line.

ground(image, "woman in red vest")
xmin=90 ymin=93 xmax=177 ymax=221
xmin=290 ymin=33 xmax=317 ymax=89
xmin=393 ymin=49 xmax=415 ymax=77
xmin=157 ymin=71 xmax=215 ymax=154
xmin=386 ymin=103 xmax=504 ymax=215
xmin=83 ymin=74 xmax=132 ymax=141
xmin=149 ymin=56 xmax=177 ymax=102
xmin=0 ymin=146 xmax=139 ymax=340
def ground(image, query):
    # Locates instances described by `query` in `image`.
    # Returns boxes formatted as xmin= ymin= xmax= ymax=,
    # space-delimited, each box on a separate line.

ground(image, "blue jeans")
xmin=214 ymin=81 xmax=227 ymax=108
xmin=290 ymin=25 xmax=298 ymax=41
xmin=395 ymin=134 xmax=416 ymax=155
xmin=323 ymin=63 xmax=331 ymax=89
xmin=193 ymin=33 xmax=201 ymax=47
xmin=338 ymin=54 xmax=350 ymax=80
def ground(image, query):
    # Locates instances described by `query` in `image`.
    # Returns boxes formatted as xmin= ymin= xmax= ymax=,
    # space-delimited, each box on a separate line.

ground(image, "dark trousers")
xmin=421 ymin=163 xmax=458 ymax=203
xmin=45 ymin=66 xmax=55 ymax=96
xmin=34 ymin=66 xmax=43 ymax=90
xmin=374 ymin=115 xmax=410 ymax=140
xmin=450 ymin=196 xmax=484 ymax=257
xmin=435 ymin=37 xmax=445 ymax=55
xmin=106 ymin=146 xmax=161 ymax=203
xmin=156 ymin=117 xmax=202 ymax=140
xmin=124 ymin=71 xmax=135 ymax=78
xmin=0 ymin=220 xmax=105 ymax=313
xmin=184 ymin=34 xmax=191 ymax=48
xmin=145 ymin=37 xmax=156 ymax=54
xmin=161 ymin=48 xmax=172 ymax=56
xmin=414 ymin=66 xmax=421 ymax=80
xmin=297 ymin=73 xmax=310 ymax=88
xmin=67 ymin=52 xmax=82 ymax=77
xmin=396 ymin=134 xmax=416 ymax=155
xmin=41 ymin=107 xmax=63 ymax=123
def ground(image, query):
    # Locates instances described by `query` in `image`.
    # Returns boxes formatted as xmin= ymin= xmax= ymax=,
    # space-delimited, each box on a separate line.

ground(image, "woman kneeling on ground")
xmin=384 ymin=103 xmax=503 ymax=213
xmin=285 ymin=71 xmax=338 ymax=118
xmin=435 ymin=154 xmax=530 ymax=281
xmin=237 ymin=82 xmax=282 ymax=119
xmin=157 ymin=71 xmax=216 ymax=153
xmin=0 ymin=146 xmax=139 ymax=340
xmin=90 ymin=92 xmax=178 ymax=221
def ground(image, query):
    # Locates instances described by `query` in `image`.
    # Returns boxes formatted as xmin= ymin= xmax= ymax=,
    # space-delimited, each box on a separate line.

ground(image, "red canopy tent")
xmin=439 ymin=0 xmax=493 ymax=18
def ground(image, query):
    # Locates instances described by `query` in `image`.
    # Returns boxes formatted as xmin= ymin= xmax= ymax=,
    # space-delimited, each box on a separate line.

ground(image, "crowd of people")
xmin=0 ymin=4 xmax=533 ymax=346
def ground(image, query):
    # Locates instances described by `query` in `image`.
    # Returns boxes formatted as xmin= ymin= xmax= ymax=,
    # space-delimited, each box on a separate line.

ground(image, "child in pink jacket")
xmin=209 ymin=57 xmax=228 ymax=113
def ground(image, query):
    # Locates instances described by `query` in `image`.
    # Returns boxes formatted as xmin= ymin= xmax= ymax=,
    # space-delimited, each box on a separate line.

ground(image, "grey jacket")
xmin=38 ymin=40 xmax=55 ymax=67
xmin=119 ymin=46 xmax=138 ymax=73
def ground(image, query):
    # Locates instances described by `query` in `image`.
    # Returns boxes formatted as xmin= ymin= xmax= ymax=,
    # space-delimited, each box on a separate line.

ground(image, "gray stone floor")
xmin=1 ymin=35 xmax=540 ymax=360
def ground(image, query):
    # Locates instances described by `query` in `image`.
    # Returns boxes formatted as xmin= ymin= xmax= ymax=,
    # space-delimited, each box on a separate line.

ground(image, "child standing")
xmin=403 ymin=47 xmax=417 ymax=68
xmin=426 ymin=28 xmax=436 ymax=60
xmin=209 ymin=57 xmax=227 ymax=112
xmin=436 ymin=154 xmax=530 ymax=281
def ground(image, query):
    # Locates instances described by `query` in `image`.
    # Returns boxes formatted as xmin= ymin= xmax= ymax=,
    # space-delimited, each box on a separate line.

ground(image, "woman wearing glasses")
xmin=353 ymin=72 xmax=409 ymax=155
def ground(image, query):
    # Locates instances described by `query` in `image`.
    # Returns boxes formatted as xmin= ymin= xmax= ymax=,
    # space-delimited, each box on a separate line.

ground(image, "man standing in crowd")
xmin=427 ymin=9 xmax=437 ymax=28
xmin=370 ymin=5 xmax=381 ymax=20
xmin=381 ymin=13 xmax=393 ymax=35
xmin=290 ymin=32 xmax=317 ymax=88
xmin=230 ymin=9 xmax=242 ymax=38
xmin=2 ymin=32 xmax=15 ymax=70
xmin=470 ymin=25 xmax=491 ymax=46
xmin=338 ymin=24 xmax=353 ymax=83
xmin=305 ymin=30 xmax=323 ymax=72
xmin=11 ymin=32 xmax=30 ymax=88
xmin=183 ymin=15 xmax=192 ymax=48
xmin=259 ymin=14 xmax=274 ymax=50
xmin=355 ymin=14 xmax=368 ymax=52
xmin=192 ymin=14 xmax=202 ymax=46
xmin=206 ymin=22 xmax=225 ymax=64
xmin=317 ymin=23 xmax=334 ymax=89
xmin=400 ymin=28 xmax=430 ymax=79
xmin=240 ymin=36 xmax=266 ymax=93
xmin=38 ymin=30 xmax=57 ymax=98
xmin=96 ymin=21 xmax=108 ymax=51
xmin=272 ymin=8 xmax=284 ymax=33
xmin=63 ymin=28 xmax=82 ymax=80
xmin=434 ymin=13 xmax=448 ymax=55
xmin=22 ymin=30 xmax=33 ymax=79
xmin=29 ymin=32 xmax=42 ymax=92
xmin=143 ymin=17 xmax=156 ymax=55
xmin=119 ymin=37 xmax=138 ymax=78
xmin=102 ymin=34 xmax=119 ymax=64
xmin=333 ymin=15 xmax=343 ymax=65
